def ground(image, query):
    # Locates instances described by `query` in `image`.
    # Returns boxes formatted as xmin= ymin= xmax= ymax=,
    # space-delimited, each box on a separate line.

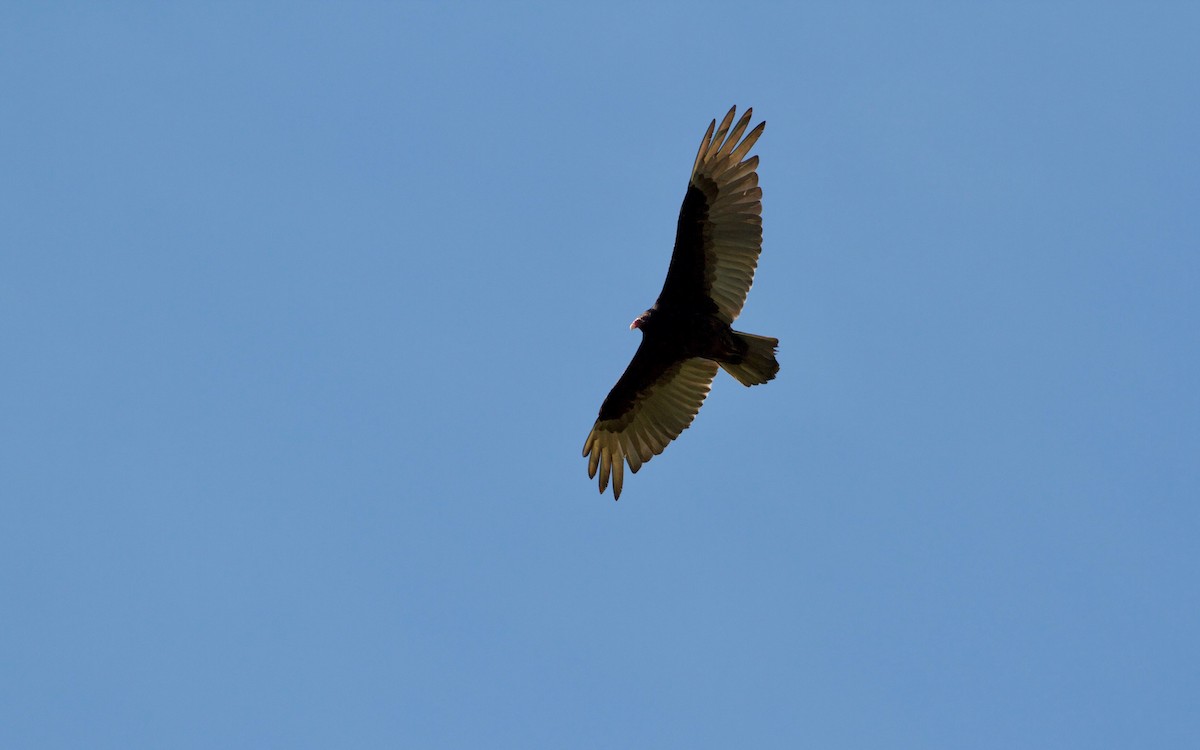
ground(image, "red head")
xmin=630 ymin=311 xmax=652 ymax=331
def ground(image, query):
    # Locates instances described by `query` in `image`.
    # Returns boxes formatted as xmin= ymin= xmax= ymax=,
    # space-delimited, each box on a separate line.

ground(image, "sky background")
xmin=2 ymin=3 xmax=1198 ymax=748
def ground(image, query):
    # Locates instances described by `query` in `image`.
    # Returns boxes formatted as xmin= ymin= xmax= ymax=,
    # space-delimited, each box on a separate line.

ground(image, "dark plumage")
xmin=583 ymin=106 xmax=779 ymax=500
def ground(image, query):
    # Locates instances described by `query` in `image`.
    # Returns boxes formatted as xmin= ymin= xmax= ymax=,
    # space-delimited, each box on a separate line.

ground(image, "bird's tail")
xmin=720 ymin=331 xmax=780 ymax=386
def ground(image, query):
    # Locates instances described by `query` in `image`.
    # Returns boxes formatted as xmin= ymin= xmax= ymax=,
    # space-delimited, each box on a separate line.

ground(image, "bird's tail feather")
xmin=721 ymin=331 xmax=780 ymax=386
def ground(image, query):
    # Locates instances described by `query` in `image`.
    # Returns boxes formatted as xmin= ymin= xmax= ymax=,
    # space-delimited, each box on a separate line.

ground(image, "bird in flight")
xmin=583 ymin=106 xmax=779 ymax=500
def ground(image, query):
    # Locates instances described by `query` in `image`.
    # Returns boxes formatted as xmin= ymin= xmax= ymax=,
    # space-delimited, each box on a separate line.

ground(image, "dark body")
xmin=597 ymin=309 xmax=748 ymax=422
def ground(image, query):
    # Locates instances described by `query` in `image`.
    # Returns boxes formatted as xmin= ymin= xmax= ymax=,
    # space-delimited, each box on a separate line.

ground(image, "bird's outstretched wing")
xmin=582 ymin=347 xmax=719 ymax=500
xmin=655 ymin=106 xmax=765 ymax=324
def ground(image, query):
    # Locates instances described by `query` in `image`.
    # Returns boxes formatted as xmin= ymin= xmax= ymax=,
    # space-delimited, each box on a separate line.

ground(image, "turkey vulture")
xmin=583 ymin=106 xmax=779 ymax=500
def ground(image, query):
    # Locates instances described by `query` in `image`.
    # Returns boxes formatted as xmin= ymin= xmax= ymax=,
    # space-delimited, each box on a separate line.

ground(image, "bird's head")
xmin=630 ymin=310 xmax=652 ymax=331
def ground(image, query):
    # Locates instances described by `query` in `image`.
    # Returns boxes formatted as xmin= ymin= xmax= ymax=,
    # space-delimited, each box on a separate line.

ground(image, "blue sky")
xmin=2 ymin=3 xmax=1197 ymax=748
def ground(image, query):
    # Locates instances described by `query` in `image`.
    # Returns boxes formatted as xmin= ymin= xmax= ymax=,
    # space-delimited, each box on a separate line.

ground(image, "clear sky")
xmin=2 ymin=3 xmax=1197 ymax=748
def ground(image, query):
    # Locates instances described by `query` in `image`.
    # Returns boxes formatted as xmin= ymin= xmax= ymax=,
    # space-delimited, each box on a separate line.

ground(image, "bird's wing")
xmin=583 ymin=348 xmax=719 ymax=500
xmin=655 ymin=106 xmax=765 ymax=324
